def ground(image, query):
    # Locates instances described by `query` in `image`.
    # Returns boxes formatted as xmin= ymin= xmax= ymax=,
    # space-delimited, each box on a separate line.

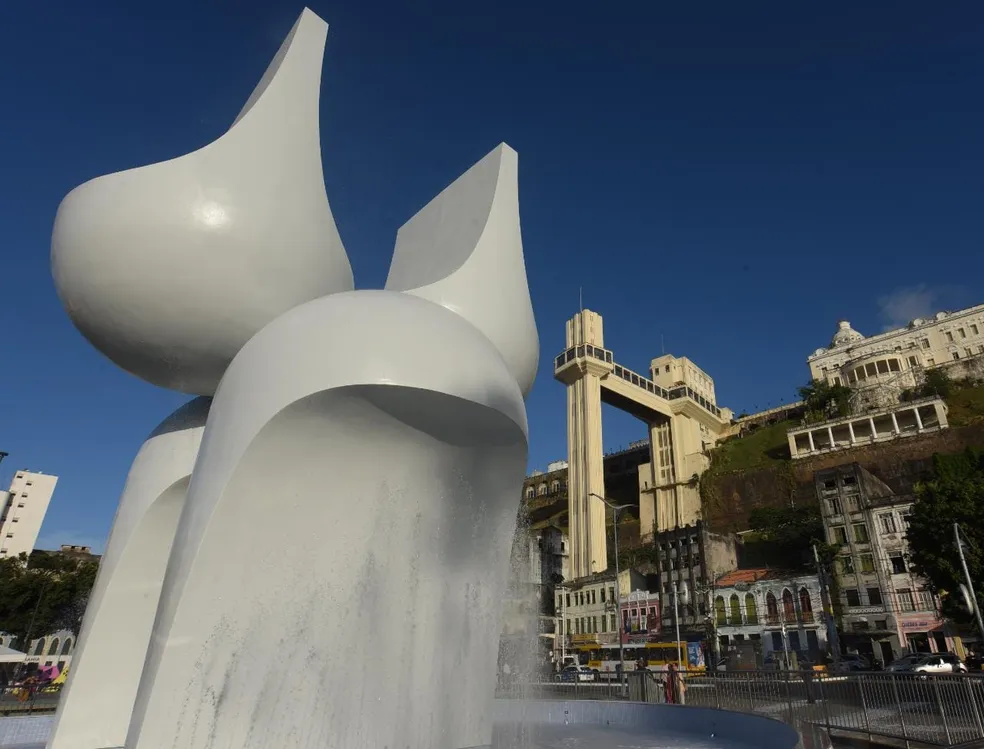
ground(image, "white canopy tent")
xmin=0 ymin=645 xmax=27 ymax=663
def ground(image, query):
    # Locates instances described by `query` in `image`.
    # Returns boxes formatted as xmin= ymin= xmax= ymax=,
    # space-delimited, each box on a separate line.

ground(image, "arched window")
xmin=49 ymin=638 xmax=60 ymax=656
xmin=729 ymin=594 xmax=741 ymax=625
xmin=32 ymin=639 xmax=45 ymax=656
xmin=766 ymin=592 xmax=779 ymax=622
xmin=782 ymin=589 xmax=796 ymax=620
xmin=525 ymin=487 xmax=534 ymax=500
xmin=537 ymin=484 xmax=547 ymax=496
xmin=714 ymin=596 xmax=726 ymax=625
xmin=799 ymin=588 xmax=813 ymax=614
xmin=61 ymin=638 xmax=73 ymax=655
xmin=745 ymin=593 xmax=758 ymax=624
xmin=550 ymin=481 xmax=560 ymax=493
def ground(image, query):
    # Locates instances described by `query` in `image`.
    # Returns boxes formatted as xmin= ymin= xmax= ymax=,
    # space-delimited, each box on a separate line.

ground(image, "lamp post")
xmin=673 ymin=582 xmax=690 ymax=668
xmin=589 ymin=493 xmax=632 ymax=689
xmin=954 ymin=523 xmax=984 ymax=643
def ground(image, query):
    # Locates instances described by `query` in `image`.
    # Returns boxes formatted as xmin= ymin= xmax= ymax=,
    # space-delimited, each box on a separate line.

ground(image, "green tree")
xmin=0 ymin=554 xmax=98 ymax=649
xmin=919 ymin=368 xmax=953 ymax=399
xmin=907 ymin=449 xmax=984 ymax=620
xmin=798 ymin=379 xmax=853 ymax=422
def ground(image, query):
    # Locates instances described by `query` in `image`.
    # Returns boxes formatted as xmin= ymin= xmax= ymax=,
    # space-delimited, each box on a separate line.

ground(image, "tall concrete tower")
xmin=556 ymin=310 xmax=611 ymax=578
xmin=554 ymin=309 xmax=734 ymax=581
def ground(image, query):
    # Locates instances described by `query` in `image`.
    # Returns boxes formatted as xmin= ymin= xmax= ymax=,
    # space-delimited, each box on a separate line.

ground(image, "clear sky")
xmin=2 ymin=0 xmax=982 ymax=552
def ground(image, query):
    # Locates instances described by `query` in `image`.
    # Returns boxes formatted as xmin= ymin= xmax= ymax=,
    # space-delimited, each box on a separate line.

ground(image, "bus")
xmin=573 ymin=641 xmax=705 ymax=679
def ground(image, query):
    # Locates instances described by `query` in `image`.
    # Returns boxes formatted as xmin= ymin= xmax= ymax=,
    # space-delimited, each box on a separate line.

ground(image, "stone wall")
xmin=702 ymin=422 xmax=984 ymax=534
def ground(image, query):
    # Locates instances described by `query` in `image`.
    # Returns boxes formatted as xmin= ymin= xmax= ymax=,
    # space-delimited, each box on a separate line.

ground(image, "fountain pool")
xmin=0 ymin=700 xmax=800 ymax=749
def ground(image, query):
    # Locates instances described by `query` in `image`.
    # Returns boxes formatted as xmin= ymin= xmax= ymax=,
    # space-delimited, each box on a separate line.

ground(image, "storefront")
xmin=898 ymin=613 xmax=952 ymax=654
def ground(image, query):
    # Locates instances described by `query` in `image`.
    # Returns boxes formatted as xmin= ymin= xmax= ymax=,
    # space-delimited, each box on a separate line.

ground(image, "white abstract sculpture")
xmin=51 ymin=8 xmax=537 ymax=749
xmin=51 ymin=8 xmax=352 ymax=396
xmin=49 ymin=399 xmax=210 ymax=749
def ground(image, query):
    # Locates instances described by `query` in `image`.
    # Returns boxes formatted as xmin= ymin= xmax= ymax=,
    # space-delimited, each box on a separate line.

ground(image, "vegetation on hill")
xmin=706 ymin=420 xmax=795 ymax=474
xmin=0 ymin=552 xmax=98 ymax=649
xmin=798 ymin=379 xmax=852 ymax=424
xmin=907 ymin=449 xmax=984 ymax=621
xmin=945 ymin=383 xmax=984 ymax=427
xmin=743 ymin=505 xmax=837 ymax=572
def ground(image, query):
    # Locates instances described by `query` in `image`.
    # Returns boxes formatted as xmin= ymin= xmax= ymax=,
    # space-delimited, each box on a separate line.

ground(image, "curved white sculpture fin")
xmin=385 ymin=144 xmax=539 ymax=397
xmin=125 ymin=292 xmax=528 ymax=749
xmin=49 ymin=398 xmax=210 ymax=749
xmin=51 ymin=8 xmax=352 ymax=396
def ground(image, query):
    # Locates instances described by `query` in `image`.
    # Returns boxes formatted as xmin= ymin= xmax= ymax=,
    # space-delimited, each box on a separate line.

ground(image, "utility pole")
xmin=673 ymin=582 xmax=682 ymax=667
xmin=590 ymin=493 xmax=631 ymax=691
xmin=559 ymin=584 xmax=566 ymax=668
xmin=954 ymin=523 xmax=984 ymax=643
xmin=813 ymin=544 xmax=841 ymax=667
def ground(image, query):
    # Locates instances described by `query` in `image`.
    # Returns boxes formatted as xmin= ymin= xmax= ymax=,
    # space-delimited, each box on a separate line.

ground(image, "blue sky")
xmin=1 ymin=0 xmax=982 ymax=552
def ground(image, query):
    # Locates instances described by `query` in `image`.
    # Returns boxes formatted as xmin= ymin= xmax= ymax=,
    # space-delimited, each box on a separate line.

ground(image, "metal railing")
xmin=499 ymin=670 xmax=984 ymax=747
xmin=0 ymin=683 xmax=63 ymax=716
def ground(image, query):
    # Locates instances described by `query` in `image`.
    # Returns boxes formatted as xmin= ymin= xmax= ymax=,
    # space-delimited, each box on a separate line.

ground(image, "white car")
xmin=899 ymin=653 xmax=968 ymax=677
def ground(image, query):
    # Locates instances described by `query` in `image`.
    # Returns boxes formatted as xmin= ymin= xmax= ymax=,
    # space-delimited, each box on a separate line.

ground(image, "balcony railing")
xmin=717 ymin=611 xmax=820 ymax=627
xmin=554 ymin=346 xmax=723 ymax=419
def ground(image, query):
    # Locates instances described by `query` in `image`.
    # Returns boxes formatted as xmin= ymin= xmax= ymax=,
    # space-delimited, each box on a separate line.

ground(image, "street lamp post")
xmin=589 ymin=493 xmax=632 ymax=690
xmin=673 ymin=582 xmax=690 ymax=668
xmin=954 ymin=523 xmax=984 ymax=643
xmin=673 ymin=583 xmax=682 ymax=666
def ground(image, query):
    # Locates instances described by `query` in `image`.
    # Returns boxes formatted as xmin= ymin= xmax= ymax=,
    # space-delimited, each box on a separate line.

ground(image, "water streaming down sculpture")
xmin=50 ymin=7 xmax=537 ymax=749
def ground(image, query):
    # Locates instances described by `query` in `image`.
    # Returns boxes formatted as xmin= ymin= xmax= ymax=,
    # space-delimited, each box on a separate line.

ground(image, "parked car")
xmin=558 ymin=665 xmax=596 ymax=683
xmin=889 ymin=653 xmax=967 ymax=677
xmin=886 ymin=654 xmax=925 ymax=673
xmin=833 ymin=653 xmax=873 ymax=673
xmin=913 ymin=653 xmax=968 ymax=676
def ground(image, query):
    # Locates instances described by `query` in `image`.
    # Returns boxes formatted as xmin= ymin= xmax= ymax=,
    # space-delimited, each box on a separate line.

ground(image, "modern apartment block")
xmin=0 ymin=471 xmax=57 ymax=560
xmin=815 ymin=464 xmax=951 ymax=666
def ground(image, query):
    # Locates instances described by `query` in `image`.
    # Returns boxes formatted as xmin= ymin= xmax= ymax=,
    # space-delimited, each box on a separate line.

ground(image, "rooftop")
xmin=714 ymin=569 xmax=780 ymax=587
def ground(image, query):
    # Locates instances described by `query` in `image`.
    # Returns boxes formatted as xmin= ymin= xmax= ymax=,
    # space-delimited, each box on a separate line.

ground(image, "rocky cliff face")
xmin=701 ymin=422 xmax=984 ymax=533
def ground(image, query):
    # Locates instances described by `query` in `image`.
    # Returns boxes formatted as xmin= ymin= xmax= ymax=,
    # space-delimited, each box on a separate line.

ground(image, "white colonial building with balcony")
xmin=712 ymin=569 xmax=827 ymax=661
xmin=808 ymin=306 xmax=984 ymax=388
xmin=787 ymin=305 xmax=984 ymax=460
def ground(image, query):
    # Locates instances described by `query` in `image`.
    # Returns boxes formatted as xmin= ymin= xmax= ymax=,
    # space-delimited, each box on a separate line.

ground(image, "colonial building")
xmin=787 ymin=396 xmax=948 ymax=460
xmin=0 ymin=630 xmax=77 ymax=674
xmin=621 ymin=590 xmax=662 ymax=642
xmin=808 ymin=305 xmax=984 ymax=388
xmin=815 ymin=464 xmax=953 ymax=665
xmin=554 ymin=568 xmax=648 ymax=656
xmin=711 ymin=569 xmax=827 ymax=662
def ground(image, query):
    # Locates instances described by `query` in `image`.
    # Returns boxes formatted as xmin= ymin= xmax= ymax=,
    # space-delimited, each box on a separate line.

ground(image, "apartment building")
xmin=815 ymin=464 xmax=952 ymax=665
xmin=0 ymin=471 xmax=57 ymax=560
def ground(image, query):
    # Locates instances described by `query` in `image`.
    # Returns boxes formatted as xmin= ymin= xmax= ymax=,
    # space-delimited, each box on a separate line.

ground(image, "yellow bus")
xmin=574 ymin=641 xmax=704 ymax=679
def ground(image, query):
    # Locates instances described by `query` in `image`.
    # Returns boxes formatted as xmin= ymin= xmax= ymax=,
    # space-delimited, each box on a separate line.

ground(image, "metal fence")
xmin=0 ymin=684 xmax=62 ymax=716
xmin=499 ymin=671 xmax=984 ymax=747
